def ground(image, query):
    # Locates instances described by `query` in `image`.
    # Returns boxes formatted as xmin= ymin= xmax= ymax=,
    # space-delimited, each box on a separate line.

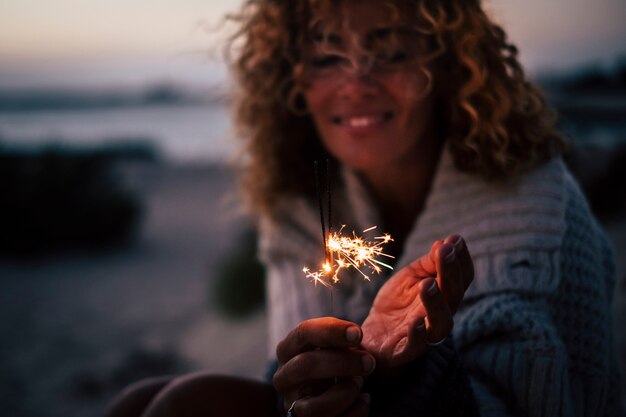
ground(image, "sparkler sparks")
xmin=303 ymin=225 xmax=394 ymax=287
xmin=306 ymin=159 xmax=393 ymax=289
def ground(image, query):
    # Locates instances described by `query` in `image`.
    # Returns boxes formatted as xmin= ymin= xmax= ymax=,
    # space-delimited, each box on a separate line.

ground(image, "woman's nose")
xmin=337 ymin=70 xmax=380 ymax=100
xmin=344 ymin=54 xmax=376 ymax=78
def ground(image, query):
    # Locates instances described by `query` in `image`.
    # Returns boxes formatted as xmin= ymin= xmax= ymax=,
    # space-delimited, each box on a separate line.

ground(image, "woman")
xmin=107 ymin=0 xmax=623 ymax=416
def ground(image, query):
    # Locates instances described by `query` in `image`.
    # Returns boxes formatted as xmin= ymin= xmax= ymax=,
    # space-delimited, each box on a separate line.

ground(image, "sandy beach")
xmin=0 ymin=164 xmax=268 ymax=417
xmin=0 ymin=161 xmax=624 ymax=417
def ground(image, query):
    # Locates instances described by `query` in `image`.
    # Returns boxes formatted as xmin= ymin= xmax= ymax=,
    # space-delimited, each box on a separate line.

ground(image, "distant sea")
xmin=1 ymin=84 xmax=625 ymax=165
xmin=0 ymin=85 xmax=236 ymax=164
xmin=0 ymin=104 xmax=233 ymax=164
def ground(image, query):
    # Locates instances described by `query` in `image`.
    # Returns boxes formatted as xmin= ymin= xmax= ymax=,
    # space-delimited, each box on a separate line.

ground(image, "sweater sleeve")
xmin=452 ymin=173 xmax=622 ymax=417
xmin=368 ymin=337 xmax=480 ymax=417
xmin=263 ymin=254 xmax=335 ymax=357
xmin=258 ymin=196 xmax=382 ymax=360
xmin=259 ymin=208 xmax=334 ymax=358
xmin=456 ymin=293 xmax=575 ymax=417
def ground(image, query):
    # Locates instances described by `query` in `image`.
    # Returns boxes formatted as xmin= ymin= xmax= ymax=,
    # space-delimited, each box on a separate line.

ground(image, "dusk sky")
xmin=1 ymin=0 xmax=625 ymax=89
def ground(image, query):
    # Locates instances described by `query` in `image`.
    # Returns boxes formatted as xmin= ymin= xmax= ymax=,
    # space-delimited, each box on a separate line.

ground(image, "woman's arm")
xmin=361 ymin=235 xmax=473 ymax=371
xmin=367 ymin=337 xmax=480 ymax=417
xmin=359 ymin=235 xmax=480 ymax=416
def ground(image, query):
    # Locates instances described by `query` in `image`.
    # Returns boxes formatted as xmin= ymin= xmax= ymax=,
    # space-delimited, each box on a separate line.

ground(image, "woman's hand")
xmin=273 ymin=317 xmax=375 ymax=416
xmin=361 ymin=235 xmax=473 ymax=371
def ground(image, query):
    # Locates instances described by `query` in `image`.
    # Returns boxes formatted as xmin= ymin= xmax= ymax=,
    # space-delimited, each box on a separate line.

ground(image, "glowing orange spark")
xmin=303 ymin=225 xmax=394 ymax=287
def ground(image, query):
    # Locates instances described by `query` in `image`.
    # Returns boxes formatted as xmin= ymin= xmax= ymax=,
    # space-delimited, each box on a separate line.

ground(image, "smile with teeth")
xmin=333 ymin=113 xmax=393 ymax=128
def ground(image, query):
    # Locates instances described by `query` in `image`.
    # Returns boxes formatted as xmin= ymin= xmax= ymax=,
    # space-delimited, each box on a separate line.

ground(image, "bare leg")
xmin=106 ymin=376 xmax=174 ymax=417
xmin=141 ymin=372 xmax=277 ymax=417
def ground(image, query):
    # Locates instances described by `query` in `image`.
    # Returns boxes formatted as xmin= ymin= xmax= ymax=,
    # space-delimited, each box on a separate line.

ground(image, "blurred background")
xmin=0 ymin=1 xmax=625 ymax=416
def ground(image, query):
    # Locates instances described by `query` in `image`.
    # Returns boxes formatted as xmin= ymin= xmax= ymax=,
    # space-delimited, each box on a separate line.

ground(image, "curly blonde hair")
xmin=227 ymin=0 xmax=566 ymax=217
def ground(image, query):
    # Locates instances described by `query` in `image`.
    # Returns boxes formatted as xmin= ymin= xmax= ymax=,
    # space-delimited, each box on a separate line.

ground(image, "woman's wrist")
xmin=365 ymin=337 xmax=480 ymax=417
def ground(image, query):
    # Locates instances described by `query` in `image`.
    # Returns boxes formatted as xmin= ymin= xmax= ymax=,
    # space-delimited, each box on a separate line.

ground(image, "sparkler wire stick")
xmin=314 ymin=160 xmax=329 ymax=263
xmin=315 ymin=159 xmax=334 ymax=314
xmin=325 ymin=159 xmax=334 ymax=316
xmin=326 ymin=158 xmax=332 ymax=239
xmin=306 ymin=161 xmax=394 ymax=314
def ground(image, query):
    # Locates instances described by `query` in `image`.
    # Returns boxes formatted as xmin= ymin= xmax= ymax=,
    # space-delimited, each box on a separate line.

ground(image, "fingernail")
xmin=346 ymin=326 xmax=361 ymax=343
xmin=440 ymin=244 xmax=456 ymax=264
xmin=362 ymin=355 xmax=376 ymax=374
xmin=353 ymin=376 xmax=364 ymax=389
xmin=453 ymin=235 xmax=464 ymax=250
xmin=362 ymin=393 xmax=371 ymax=405
xmin=427 ymin=280 xmax=438 ymax=296
xmin=415 ymin=317 xmax=425 ymax=331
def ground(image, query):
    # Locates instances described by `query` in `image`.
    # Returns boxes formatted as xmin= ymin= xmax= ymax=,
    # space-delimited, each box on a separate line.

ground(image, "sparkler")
xmin=302 ymin=225 xmax=394 ymax=287
xmin=304 ymin=160 xmax=394 ymax=289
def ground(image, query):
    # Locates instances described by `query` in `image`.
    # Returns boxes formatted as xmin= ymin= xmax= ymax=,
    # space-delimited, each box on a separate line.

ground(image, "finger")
xmin=277 ymin=318 xmax=362 ymax=364
xmin=431 ymin=239 xmax=444 ymax=253
xmin=448 ymin=235 xmax=474 ymax=290
xmin=391 ymin=315 xmax=428 ymax=366
xmin=273 ymin=349 xmax=376 ymax=393
xmin=436 ymin=240 xmax=464 ymax=313
xmin=337 ymin=393 xmax=371 ymax=417
xmin=419 ymin=278 xmax=453 ymax=344
xmin=405 ymin=239 xmax=442 ymax=278
xmin=288 ymin=376 xmax=364 ymax=417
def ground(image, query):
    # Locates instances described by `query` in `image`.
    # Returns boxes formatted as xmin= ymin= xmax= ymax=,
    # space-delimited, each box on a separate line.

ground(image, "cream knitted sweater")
xmin=259 ymin=149 xmax=623 ymax=416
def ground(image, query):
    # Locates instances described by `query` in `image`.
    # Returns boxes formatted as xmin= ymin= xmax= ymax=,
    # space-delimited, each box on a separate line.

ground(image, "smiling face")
xmin=301 ymin=0 xmax=434 ymax=175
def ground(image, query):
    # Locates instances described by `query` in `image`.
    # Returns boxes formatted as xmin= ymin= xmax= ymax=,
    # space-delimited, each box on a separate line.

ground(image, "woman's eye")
xmin=311 ymin=55 xmax=343 ymax=68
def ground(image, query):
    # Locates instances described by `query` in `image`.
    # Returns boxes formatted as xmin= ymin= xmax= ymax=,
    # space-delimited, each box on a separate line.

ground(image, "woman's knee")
xmin=141 ymin=373 xmax=276 ymax=417
xmin=106 ymin=376 xmax=173 ymax=417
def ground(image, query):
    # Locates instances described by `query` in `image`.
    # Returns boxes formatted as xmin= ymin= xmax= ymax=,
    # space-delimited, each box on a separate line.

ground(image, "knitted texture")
xmin=258 ymin=148 xmax=623 ymax=416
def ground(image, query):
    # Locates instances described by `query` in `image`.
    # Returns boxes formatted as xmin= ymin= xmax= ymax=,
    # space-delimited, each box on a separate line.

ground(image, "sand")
xmin=0 ymin=162 xmax=624 ymax=417
xmin=0 ymin=164 xmax=267 ymax=417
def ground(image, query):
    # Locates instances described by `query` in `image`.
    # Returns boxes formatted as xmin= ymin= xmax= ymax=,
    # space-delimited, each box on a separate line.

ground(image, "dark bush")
xmin=0 ymin=143 xmax=155 ymax=257
xmin=211 ymin=228 xmax=266 ymax=319
xmin=564 ymin=143 xmax=626 ymax=220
